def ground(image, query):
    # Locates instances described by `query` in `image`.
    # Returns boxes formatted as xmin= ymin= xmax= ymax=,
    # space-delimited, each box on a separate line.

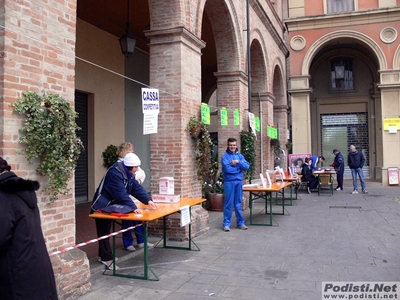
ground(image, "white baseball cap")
xmin=123 ymin=153 xmax=141 ymax=167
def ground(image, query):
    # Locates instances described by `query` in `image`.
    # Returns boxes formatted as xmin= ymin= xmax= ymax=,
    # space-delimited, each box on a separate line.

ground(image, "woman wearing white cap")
xmin=91 ymin=150 xmax=157 ymax=269
xmin=116 ymin=142 xmax=153 ymax=251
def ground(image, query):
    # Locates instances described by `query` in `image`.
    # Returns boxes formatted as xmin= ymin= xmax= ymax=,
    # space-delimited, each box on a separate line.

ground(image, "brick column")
xmin=214 ymin=71 xmax=249 ymax=161
xmin=145 ymin=27 xmax=209 ymax=239
xmin=0 ymin=1 xmax=90 ymax=298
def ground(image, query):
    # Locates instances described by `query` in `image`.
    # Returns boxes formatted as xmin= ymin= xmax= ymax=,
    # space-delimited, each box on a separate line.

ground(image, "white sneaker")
xmin=362 ymin=189 xmax=368 ymax=194
xmin=223 ymin=226 xmax=230 ymax=232
xmin=98 ymin=257 xmax=118 ymax=263
xmin=101 ymin=260 xmax=119 ymax=270
xmin=125 ymin=245 xmax=136 ymax=251
xmin=335 ymin=187 xmax=341 ymax=191
xmin=137 ymin=242 xmax=154 ymax=248
xmin=351 ymin=190 xmax=358 ymax=194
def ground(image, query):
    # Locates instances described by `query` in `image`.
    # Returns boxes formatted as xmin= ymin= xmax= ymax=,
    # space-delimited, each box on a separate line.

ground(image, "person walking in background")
xmin=116 ymin=142 xmax=153 ymax=252
xmin=310 ymin=155 xmax=325 ymax=171
xmin=330 ymin=149 xmax=345 ymax=191
xmin=348 ymin=145 xmax=368 ymax=194
xmin=0 ymin=157 xmax=58 ymax=300
xmin=221 ymin=137 xmax=250 ymax=232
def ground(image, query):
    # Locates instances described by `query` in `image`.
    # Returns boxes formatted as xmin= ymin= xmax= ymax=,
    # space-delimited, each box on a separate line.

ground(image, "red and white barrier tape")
xmin=49 ymin=223 xmax=143 ymax=256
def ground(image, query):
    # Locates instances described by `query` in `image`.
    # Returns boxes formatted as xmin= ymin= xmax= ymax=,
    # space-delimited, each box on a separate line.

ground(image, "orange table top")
xmin=283 ymin=175 xmax=302 ymax=182
xmin=242 ymin=181 xmax=292 ymax=192
xmin=89 ymin=197 xmax=205 ymax=222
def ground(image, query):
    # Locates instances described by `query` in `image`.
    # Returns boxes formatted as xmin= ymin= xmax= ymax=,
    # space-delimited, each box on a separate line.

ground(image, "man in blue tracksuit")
xmin=221 ymin=137 xmax=250 ymax=232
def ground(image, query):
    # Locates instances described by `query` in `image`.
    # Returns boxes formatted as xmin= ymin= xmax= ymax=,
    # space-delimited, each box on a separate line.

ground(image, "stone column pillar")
xmin=378 ymin=70 xmax=400 ymax=185
xmin=288 ymin=75 xmax=313 ymax=154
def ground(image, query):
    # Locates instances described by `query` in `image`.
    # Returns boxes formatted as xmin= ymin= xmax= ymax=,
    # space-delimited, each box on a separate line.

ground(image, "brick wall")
xmin=1 ymin=1 xmax=90 ymax=298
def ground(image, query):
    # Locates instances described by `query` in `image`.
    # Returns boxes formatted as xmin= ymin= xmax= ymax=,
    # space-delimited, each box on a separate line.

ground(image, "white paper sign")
xmin=248 ymin=112 xmax=257 ymax=137
xmin=260 ymin=173 xmax=267 ymax=188
xmin=143 ymin=113 xmax=158 ymax=135
xmin=142 ymin=88 xmax=160 ymax=114
xmin=142 ymin=88 xmax=160 ymax=135
xmin=389 ymin=126 xmax=397 ymax=134
xmin=180 ymin=205 xmax=191 ymax=227
xmin=265 ymin=171 xmax=272 ymax=186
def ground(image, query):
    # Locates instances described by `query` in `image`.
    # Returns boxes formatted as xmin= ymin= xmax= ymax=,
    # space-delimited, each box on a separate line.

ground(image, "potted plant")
xmin=11 ymin=91 xmax=84 ymax=202
xmin=205 ymin=172 xmax=224 ymax=211
xmin=286 ymin=141 xmax=292 ymax=152
xmin=185 ymin=116 xmax=203 ymax=138
xmin=270 ymin=138 xmax=281 ymax=167
xmin=186 ymin=116 xmax=215 ymax=206
xmin=240 ymin=131 xmax=256 ymax=181
xmin=102 ymin=144 xmax=118 ymax=168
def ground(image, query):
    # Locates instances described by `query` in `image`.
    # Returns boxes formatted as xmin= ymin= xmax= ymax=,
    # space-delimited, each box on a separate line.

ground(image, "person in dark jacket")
xmin=330 ymin=149 xmax=345 ymax=191
xmin=91 ymin=153 xmax=158 ymax=269
xmin=348 ymin=145 xmax=367 ymax=194
xmin=0 ymin=157 xmax=58 ymax=300
xmin=221 ymin=137 xmax=250 ymax=232
xmin=301 ymin=157 xmax=318 ymax=193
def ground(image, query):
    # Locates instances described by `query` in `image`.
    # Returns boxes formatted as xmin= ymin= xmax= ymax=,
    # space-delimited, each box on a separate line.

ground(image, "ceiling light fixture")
xmin=119 ymin=0 xmax=136 ymax=58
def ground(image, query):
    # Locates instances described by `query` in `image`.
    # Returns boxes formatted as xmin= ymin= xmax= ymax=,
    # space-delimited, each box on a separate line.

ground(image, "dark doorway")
xmin=75 ymin=92 xmax=89 ymax=203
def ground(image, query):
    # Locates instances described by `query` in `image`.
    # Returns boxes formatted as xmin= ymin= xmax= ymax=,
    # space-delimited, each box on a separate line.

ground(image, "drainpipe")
xmin=246 ymin=0 xmax=251 ymax=113
xmin=259 ymin=93 xmax=263 ymax=172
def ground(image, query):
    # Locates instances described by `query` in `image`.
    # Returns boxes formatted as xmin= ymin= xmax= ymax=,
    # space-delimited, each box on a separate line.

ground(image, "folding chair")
xmin=318 ymin=174 xmax=334 ymax=196
xmin=297 ymin=181 xmax=309 ymax=193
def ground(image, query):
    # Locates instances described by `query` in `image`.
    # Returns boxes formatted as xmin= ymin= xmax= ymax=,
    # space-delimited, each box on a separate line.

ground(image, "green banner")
xmin=272 ymin=127 xmax=278 ymax=139
xmin=267 ymin=125 xmax=272 ymax=138
xmin=221 ymin=107 xmax=228 ymax=126
xmin=201 ymin=103 xmax=210 ymax=125
xmin=255 ymin=116 xmax=260 ymax=132
xmin=233 ymin=109 xmax=240 ymax=126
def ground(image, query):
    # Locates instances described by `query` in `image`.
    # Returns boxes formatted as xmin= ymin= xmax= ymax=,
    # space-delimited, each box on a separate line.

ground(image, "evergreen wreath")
xmin=12 ymin=91 xmax=84 ymax=202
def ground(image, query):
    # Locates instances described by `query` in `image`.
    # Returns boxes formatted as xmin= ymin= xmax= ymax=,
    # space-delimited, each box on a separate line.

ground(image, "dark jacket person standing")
xmin=0 ymin=157 xmax=58 ymax=300
xmin=331 ymin=149 xmax=345 ymax=191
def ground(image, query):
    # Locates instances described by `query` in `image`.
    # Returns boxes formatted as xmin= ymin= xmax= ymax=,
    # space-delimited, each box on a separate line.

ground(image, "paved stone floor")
xmin=77 ymin=180 xmax=400 ymax=299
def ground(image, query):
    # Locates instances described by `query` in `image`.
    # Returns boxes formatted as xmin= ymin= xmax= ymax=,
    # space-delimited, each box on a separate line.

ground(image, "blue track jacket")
xmin=221 ymin=148 xmax=250 ymax=181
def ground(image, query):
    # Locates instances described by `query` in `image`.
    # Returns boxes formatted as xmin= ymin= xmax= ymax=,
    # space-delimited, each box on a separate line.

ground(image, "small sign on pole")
xmin=387 ymin=167 xmax=399 ymax=186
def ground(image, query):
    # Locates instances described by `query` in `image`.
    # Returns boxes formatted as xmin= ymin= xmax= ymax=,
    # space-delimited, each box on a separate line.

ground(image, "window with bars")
xmin=327 ymin=0 xmax=354 ymax=14
xmin=330 ymin=57 xmax=354 ymax=91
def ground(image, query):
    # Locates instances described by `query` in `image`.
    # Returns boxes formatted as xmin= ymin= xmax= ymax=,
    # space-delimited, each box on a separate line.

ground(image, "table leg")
xmin=250 ymin=192 xmax=254 ymax=225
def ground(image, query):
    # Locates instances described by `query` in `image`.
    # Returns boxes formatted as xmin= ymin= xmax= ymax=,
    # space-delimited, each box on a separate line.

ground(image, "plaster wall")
xmin=75 ymin=19 xmax=125 ymax=198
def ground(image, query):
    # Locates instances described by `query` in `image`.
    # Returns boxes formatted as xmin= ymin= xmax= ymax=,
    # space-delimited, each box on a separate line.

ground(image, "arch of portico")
xmin=289 ymin=29 xmax=400 ymax=184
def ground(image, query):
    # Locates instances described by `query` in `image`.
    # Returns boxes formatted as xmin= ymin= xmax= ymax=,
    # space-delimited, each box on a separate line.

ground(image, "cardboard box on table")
xmin=154 ymin=177 xmax=180 ymax=203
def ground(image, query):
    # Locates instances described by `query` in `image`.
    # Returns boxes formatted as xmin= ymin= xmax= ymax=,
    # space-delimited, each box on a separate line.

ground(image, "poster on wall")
xmin=288 ymin=153 xmax=312 ymax=174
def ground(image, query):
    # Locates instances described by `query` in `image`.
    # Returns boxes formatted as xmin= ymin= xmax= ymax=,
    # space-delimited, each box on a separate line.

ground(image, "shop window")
xmin=327 ymin=0 xmax=354 ymax=14
xmin=330 ymin=57 xmax=354 ymax=91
